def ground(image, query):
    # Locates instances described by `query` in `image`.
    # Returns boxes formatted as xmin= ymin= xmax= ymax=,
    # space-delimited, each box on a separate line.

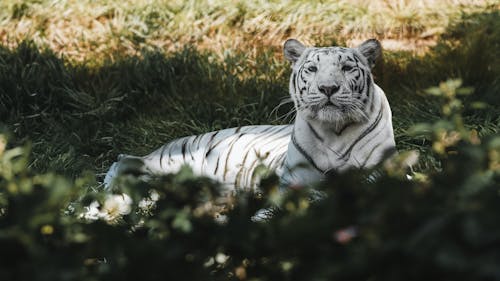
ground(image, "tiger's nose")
xmin=318 ymin=84 xmax=340 ymax=97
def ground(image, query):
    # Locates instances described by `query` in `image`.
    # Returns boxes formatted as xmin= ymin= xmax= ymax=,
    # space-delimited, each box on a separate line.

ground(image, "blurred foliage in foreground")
xmin=1 ymin=81 xmax=499 ymax=281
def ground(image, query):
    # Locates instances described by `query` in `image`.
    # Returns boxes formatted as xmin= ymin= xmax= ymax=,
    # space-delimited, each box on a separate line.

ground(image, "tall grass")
xmin=0 ymin=44 xmax=292 ymax=176
xmin=0 ymin=1 xmax=499 ymax=179
xmin=1 ymin=0 xmax=498 ymax=63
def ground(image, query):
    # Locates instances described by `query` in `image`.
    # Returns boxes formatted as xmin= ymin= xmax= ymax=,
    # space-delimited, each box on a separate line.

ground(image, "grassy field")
xmin=1 ymin=2 xmax=500 ymax=280
xmin=1 ymin=0 xmax=499 ymax=61
xmin=0 ymin=0 xmax=499 ymax=180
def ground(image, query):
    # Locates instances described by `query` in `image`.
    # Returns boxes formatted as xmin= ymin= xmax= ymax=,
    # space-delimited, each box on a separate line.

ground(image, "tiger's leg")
xmin=103 ymin=154 xmax=150 ymax=189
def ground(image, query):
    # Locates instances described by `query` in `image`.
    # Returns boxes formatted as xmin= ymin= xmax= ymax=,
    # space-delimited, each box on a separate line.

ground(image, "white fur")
xmin=104 ymin=39 xmax=395 ymax=191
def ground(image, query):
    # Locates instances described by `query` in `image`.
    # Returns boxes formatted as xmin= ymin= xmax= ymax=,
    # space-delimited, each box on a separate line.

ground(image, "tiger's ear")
xmin=357 ymin=39 xmax=382 ymax=68
xmin=284 ymin=39 xmax=306 ymax=63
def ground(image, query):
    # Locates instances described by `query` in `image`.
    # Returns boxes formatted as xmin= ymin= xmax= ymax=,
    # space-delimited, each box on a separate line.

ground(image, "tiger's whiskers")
xmin=270 ymin=97 xmax=295 ymax=123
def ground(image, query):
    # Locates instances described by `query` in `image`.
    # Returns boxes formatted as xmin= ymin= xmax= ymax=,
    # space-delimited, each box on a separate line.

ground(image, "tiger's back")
xmin=114 ymin=125 xmax=292 ymax=189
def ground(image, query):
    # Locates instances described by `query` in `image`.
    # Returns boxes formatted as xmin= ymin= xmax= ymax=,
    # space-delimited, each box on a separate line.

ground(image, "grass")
xmin=1 ymin=3 xmax=500 ymax=279
xmin=1 ymin=0 xmax=499 ymax=63
xmin=0 ymin=1 xmax=499 ymax=181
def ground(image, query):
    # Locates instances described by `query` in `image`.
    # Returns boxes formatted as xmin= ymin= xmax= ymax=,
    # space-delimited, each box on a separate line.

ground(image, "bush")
xmin=1 ymin=80 xmax=499 ymax=281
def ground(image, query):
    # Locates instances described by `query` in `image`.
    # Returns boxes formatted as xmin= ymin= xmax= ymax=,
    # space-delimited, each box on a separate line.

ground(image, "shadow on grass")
xmin=0 ymin=44 xmax=291 ymax=175
xmin=0 ymin=10 xmax=499 ymax=176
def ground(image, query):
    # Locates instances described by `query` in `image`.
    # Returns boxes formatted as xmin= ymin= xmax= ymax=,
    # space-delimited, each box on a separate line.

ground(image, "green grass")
xmin=1 ymin=3 xmax=500 ymax=280
xmin=0 ymin=44 xmax=292 ymax=176
xmin=0 ymin=2 xmax=499 ymax=181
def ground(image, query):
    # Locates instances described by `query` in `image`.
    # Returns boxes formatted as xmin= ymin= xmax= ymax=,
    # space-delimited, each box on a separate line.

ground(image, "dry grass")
xmin=1 ymin=0 xmax=498 ymax=63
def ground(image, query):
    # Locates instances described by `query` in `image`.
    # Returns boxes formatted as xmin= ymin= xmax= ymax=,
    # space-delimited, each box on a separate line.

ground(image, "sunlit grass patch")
xmin=1 ymin=0 xmax=498 ymax=63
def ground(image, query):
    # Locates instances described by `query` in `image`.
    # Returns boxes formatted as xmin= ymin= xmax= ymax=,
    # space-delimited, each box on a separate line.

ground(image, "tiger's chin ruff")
xmin=304 ymin=98 xmax=369 ymax=133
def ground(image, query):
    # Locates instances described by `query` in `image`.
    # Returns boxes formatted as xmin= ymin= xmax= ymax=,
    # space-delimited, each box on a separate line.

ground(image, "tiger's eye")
xmin=342 ymin=65 xmax=353 ymax=72
xmin=307 ymin=66 xmax=318 ymax=72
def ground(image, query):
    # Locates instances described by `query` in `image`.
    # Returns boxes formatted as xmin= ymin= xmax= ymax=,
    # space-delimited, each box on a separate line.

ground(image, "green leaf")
xmin=172 ymin=208 xmax=193 ymax=233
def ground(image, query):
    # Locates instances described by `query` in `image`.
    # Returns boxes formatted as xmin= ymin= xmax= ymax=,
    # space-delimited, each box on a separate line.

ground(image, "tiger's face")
xmin=284 ymin=39 xmax=381 ymax=128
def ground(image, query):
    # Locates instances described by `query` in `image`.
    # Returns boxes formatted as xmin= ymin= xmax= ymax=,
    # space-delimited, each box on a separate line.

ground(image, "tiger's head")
xmin=284 ymin=39 xmax=382 ymax=130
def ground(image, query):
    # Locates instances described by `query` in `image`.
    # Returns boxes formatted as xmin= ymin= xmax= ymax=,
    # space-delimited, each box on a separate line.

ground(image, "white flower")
xmin=215 ymin=253 xmax=228 ymax=264
xmin=80 ymin=193 xmax=133 ymax=222
xmin=101 ymin=194 xmax=132 ymax=221
xmin=138 ymin=190 xmax=160 ymax=210
xmin=81 ymin=201 xmax=101 ymax=221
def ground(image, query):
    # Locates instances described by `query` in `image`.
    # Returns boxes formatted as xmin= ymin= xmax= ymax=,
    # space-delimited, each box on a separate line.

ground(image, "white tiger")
xmin=104 ymin=39 xmax=396 ymax=191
